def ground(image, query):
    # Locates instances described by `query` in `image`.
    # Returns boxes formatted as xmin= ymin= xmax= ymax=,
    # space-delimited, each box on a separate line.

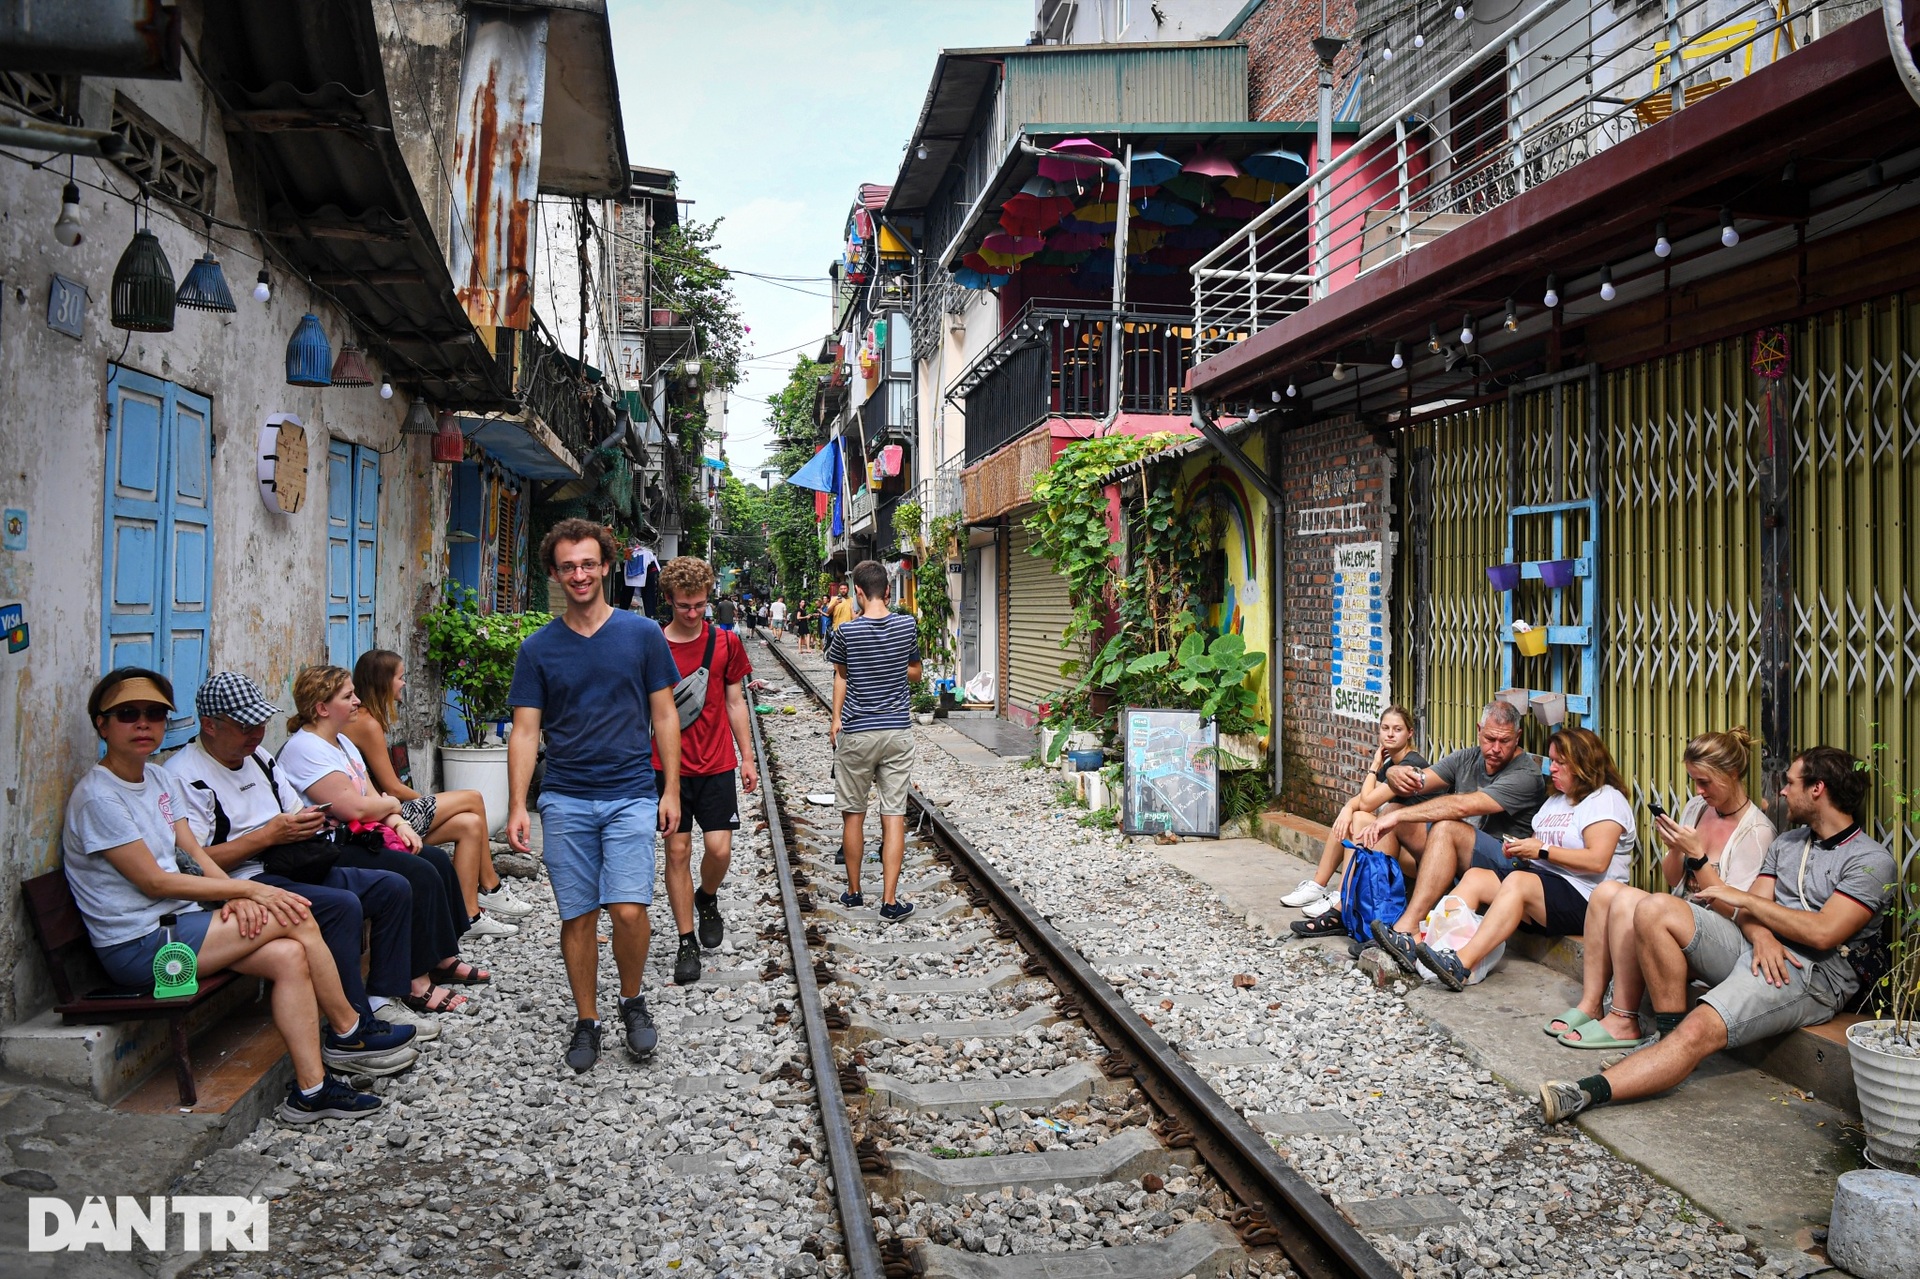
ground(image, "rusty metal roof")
xmin=199 ymin=0 xmax=508 ymax=410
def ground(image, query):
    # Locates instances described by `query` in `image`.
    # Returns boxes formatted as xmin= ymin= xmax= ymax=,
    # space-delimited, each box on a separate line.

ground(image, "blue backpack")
xmin=1339 ymin=840 xmax=1408 ymax=941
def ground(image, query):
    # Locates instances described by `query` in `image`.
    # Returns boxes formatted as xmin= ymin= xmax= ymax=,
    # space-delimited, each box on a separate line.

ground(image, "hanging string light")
xmin=1428 ymin=322 xmax=1442 ymax=353
xmin=53 ymin=159 xmax=83 ymax=247
xmin=1459 ymin=313 xmax=1475 ymax=345
xmin=1504 ymin=298 xmax=1518 ymax=331
xmin=1719 ymin=207 xmax=1740 ymax=248
xmin=1543 ymin=274 xmax=1560 ymax=308
xmin=1653 ymin=219 xmax=1671 ymax=258
xmin=1391 ymin=341 xmax=1404 ymax=369
xmin=1598 ymin=264 xmax=1616 ymax=301
xmin=253 ymin=267 xmax=272 ymax=303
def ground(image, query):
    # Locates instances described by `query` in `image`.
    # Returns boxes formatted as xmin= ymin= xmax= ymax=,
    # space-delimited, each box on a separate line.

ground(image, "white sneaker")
xmin=377 ymin=1003 xmax=441 ymax=1042
xmin=1302 ymin=892 xmax=1341 ymax=918
xmin=466 ymin=912 xmax=520 ymax=939
xmin=1280 ymin=879 xmax=1332 ymax=908
xmin=477 ymin=885 xmax=536 ymax=918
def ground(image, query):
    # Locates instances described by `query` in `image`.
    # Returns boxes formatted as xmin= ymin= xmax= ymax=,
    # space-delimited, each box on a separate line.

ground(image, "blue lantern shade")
xmin=1242 ymin=148 xmax=1310 ymax=186
xmin=176 ymin=253 xmax=237 ymax=312
xmin=286 ymin=313 xmax=333 ymax=386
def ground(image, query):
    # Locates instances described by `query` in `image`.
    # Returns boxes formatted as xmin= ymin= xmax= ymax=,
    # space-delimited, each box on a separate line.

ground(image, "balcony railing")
xmin=954 ymin=304 xmax=1195 ymax=464
xmin=860 ymin=377 xmax=913 ymax=447
xmin=1191 ymin=0 xmax=1847 ymax=360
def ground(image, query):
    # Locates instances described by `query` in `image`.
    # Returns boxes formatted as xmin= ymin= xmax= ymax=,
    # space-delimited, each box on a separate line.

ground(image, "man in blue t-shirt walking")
xmin=826 ymin=560 xmax=922 ymax=920
xmin=507 ymin=519 xmax=682 ymax=1072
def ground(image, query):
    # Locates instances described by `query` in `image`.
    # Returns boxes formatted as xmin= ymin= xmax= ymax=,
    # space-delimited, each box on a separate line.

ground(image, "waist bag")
xmin=1340 ymin=839 xmax=1408 ymax=941
xmin=671 ymin=623 xmax=720 ymax=730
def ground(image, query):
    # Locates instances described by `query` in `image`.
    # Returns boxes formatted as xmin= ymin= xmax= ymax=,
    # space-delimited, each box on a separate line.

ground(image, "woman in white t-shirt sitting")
xmin=276 ymin=666 xmax=492 ymax=990
xmin=1415 ymin=727 xmax=1634 ymax=992
xmin=61 ymin=669 xmax=403 ymax=1121
xmin=1551 ymin=727 xmax=1776 ymax=1050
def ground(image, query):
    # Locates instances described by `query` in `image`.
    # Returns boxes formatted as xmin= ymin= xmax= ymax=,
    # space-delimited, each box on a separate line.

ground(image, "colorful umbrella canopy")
xmin=1222 ymin=175 xmax=1292 ymax=202
xmin=1206 ymin=195 xmax=1266 ymax=220
xmin=1162 ymin=225 xmax=1226 ymax=250
xmin=1241 ymin=148 xmax=1309 ymax=186
xmin=954 ymin=268 xmax=1009 ymax=290
xmin=1128 ymin=149 xmax=1181 ymax=186
xmin=1135 ymin=198 xmax=1198 ymax=226
xmin=1045 ymin=230 xmax=1108 ymax=252
xmin=1182 ymin=150 xmax=1240 ymax=179
xmin=982 ymin=232 xmax=1045 ymax=256
xmin=1157 ymin=172 xmax=1213 ymax=204
xmin=1036 ymin=137 xmax=1113 ymax=182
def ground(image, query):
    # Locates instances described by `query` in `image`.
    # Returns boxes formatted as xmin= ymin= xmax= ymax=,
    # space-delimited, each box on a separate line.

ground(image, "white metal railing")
xmin=1191 ymin=0 xmax=1845 ymax=360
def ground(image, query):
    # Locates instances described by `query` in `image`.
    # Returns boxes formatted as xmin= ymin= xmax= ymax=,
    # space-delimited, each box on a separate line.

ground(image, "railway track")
xmin=746 ymin=631 xmax=1398 ymax=1279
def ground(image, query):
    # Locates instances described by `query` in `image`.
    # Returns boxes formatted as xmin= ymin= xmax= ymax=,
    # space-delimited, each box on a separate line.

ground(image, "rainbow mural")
xmin=1182 ymin=464 xmax=1259 ymax=636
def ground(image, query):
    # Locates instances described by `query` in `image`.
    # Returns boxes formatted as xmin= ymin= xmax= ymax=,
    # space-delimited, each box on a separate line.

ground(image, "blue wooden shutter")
xmin=326 ymin=441 xmax=353 ymax=667
xmin=102 ymin=367 xmax=214 ymax=747
xmin=353 ymin=447 xmax=379 ymax=655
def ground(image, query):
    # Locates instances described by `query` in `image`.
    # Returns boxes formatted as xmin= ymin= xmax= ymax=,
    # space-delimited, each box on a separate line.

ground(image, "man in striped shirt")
xmin=826 ymin=560 xmax=922 ymax=921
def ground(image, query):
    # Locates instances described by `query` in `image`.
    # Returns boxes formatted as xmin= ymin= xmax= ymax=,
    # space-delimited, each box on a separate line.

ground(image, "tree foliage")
xmin=762 ymin=358 xmax=829 ymax=599
xmin=652 ymin=219 xmax=745 ymax=389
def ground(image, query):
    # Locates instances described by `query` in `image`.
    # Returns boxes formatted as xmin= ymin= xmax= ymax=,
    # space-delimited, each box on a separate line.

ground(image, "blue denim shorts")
xmin=537 ymin=793 xmax=659 ymax=920
xmin=95 ymin=909 xmax=215 ymax=990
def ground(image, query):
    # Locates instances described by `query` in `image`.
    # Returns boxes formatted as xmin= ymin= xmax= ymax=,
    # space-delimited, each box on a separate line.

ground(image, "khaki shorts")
xmin=1686 ymin=903 xmax=1840 ymax=1048
xmin=834 ymin=729 xmax=914 ymax=815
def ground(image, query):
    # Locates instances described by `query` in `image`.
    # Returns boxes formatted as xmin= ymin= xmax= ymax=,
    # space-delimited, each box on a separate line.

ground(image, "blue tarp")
xmin=787 ymin=439 xmax=838 ymax=492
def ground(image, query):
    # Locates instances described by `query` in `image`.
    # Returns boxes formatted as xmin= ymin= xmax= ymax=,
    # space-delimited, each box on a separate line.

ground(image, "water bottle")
xmin=152 ymin=912 xmax=199 ymax=999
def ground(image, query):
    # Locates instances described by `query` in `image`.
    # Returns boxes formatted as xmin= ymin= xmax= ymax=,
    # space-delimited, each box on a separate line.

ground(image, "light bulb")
xmin=1454 ymin=3 xmax=1467 ymax=19
xmin=1543 ymin=274 xmax=1560 ymax=309
xmin=1286 ymin=380 xmax=1297 ymax=397
xmin=253 ymin=268 xmax=271 ymax=303
xmin=916 ymin=143 xmax=929 ymax=160
xmin=53 ymin=181 xmax=83 ymax=246
xmin=379 ymin=381 xmax=393 ymax=400
xmin=1414 ymin=31 xmax=1425 ymax=48
xmin=1332 ymin=361 xmax=1347 ymax=381
xmin=1654 ymin=219 xmax=1671 ymax=258
xmin=1428 ymin=323 xmax=1441 ymax=353
xmin=1391 ymin=341 xmax=1404 ymax=370
xmin=1504 ymin=298 xmax=1518 ymax=331
xmin=1271 ymin=389 xmax=1282 ymax=402
xmin=1599 ymin=265 xmax=1616 ymax=301
xmin=1719 ymin=207 xmax=1739 ymax=248
xmin=1247 ymin=405 xmax=1262 ymax=423
xmin=1381 ymin=45 xmax=1394 ymax=62
xmin=1459 ymin=314 xmax=1474 ymax=345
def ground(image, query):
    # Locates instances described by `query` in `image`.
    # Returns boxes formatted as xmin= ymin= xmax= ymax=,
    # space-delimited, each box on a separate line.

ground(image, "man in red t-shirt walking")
xmin=654 ymin=556 xmax=758 ymax=985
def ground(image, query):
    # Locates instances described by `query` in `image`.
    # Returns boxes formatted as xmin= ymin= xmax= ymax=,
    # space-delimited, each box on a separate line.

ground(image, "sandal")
xmin=1544 ymin=1006 xmax=1595 ymax=1038
xmin=430 ymin=960 xmax=491 ymax=986
xmin=1558 ymin=1023 xmax=1647 ymax=1050
xmin=403 ymin=985 xmax=470 ymax=1014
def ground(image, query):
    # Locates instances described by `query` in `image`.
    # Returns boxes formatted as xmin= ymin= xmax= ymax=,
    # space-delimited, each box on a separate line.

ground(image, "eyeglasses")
xmin=671 ymin=600 xmax=707 ymax=613
xmin=556 ymin=560 xmax=603 ymax=578
xmin=109 ymin=704 xmax=170 ymax=725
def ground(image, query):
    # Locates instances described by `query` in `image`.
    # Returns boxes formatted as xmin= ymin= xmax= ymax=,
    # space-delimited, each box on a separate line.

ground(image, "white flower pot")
xmin=913 ymin=711 xmax=935 ymax=725
xmin=1847 ymin=1019 xmax=1920 ymax=1170
xmin=440 ymin=744 xmax=510 ymax=836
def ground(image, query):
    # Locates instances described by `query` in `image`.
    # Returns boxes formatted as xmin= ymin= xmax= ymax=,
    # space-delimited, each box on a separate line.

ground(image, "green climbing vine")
xmin=1025 ymin=433 xmax=1180 ymax=647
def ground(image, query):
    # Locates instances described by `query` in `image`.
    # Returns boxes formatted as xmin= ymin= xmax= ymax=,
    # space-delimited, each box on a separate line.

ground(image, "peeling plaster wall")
xmin=375 ymin=1 xmax=468 ymax=267
xmin=0 ymin=56 xmax=445 ymax=1024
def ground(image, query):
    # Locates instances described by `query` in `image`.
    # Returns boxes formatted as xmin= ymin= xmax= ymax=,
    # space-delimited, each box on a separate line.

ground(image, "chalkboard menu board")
xmin=1121 ymin=708 xmax=1219 ymax=838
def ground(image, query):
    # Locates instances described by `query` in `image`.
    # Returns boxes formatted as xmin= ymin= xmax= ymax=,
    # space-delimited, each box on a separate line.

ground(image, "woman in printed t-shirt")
xmin=275 ymin=665 xmax=492 ymax=995
xmin=60 ymin=668 xmax=397 ymax=1121
xmin=1283 ymin=705 xmax=1427 ymax=935
xmin=1414 ymin=727 xmax=1635 ymax=991
xmin=1551 ymin=728 xmax=1776 ymax=1050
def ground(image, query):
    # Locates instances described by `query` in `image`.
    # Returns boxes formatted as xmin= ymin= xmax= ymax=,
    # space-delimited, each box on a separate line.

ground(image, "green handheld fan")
xmin=152 ymin=913 xmax=199 ymax=999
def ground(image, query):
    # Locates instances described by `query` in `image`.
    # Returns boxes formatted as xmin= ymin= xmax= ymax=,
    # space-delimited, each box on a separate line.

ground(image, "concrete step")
xmin=880 ymin=1127 xmax=1170 ymax=1201
xmin=847 ymin=1003 xmax=1057 ymax=1048
xmin=873 ymin=965 xmax=1025 ymax=996
xmin=864 ymin=1062 xmax=1125 ymax=1116
xmin=914 ymin=1220 xmax=1244 ymax=1278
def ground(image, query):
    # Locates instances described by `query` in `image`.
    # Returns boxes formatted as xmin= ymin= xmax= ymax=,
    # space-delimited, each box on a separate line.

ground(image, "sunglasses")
xmin=108 ymin=704 xmax=170 ymax=725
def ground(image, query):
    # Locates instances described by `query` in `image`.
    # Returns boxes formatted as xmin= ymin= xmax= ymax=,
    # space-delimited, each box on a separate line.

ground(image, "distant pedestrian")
xmin=656 ymin=557 xmax=757 ymax=985
xmin=829 ymin=582 xmax=856 ymax=632
xmin=768 ymin=597 xmax=788 ymax=639
xmin=827 ymin=560 xmax=921 ymax=920
xmin=506 ymin=518 xmax=682 ymax=1073
xmin=713 ymin=594 xmax=737 ymax=633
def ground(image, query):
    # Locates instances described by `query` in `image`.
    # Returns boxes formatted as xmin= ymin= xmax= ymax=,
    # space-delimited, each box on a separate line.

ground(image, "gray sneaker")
xmin=1539 ymin=1079 xmax=1595 ymax=1124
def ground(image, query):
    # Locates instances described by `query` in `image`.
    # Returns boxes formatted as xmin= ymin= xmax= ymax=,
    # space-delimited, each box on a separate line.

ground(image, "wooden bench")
xmin=22 ymin=870 xmax=239 ymax=1106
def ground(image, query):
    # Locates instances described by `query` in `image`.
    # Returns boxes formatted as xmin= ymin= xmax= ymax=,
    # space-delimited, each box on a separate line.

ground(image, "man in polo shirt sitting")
xmin=1541 ymin=746 xmax=1896 ymax=1122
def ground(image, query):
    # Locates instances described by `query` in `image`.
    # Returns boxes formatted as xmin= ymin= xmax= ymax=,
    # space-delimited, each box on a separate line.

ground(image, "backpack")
xmin=670 ymin=623 xmax=721 ymax=730
xmin=1340 ymin=840 xmax=1408 ymax=941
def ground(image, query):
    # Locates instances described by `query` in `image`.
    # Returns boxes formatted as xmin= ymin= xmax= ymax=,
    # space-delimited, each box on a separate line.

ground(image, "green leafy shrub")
xmin=421 ymin=584 xmax=548 ymax=744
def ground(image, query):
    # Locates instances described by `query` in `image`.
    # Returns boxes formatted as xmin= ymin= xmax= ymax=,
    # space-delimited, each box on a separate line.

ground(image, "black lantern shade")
xmin=111 ymin=228 xmax=176 ymax=332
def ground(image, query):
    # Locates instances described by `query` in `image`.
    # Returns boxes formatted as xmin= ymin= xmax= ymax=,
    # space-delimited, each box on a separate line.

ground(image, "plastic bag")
xmin=1415 ymin=894 xmax=1505 ymax=985
xmin=964 ymin=670 xmax=995 ymax=703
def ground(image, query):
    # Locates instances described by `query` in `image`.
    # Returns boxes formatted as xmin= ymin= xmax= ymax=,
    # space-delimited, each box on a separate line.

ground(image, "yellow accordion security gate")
xmin=1395 ymin=296 xmax=1920 ymax=900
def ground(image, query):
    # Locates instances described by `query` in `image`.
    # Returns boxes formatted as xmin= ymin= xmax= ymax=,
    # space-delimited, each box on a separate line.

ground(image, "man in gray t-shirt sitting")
xmin=1541 ymin=746 xmax=1896 ymax=1124
xmin=1357 ymin=699 xmax=1545 ymax=963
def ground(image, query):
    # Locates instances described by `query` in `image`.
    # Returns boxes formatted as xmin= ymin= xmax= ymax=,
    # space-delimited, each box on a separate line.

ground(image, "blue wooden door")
xmin=102 ymin=367 xmax=213 ymax=748
xmin=326 ymin=441 xmax=381 ymax=668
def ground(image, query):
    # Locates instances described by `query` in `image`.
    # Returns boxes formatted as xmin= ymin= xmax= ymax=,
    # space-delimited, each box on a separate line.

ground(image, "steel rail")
xmin=754 ymin=633 xmax=1398 ymax=1279
xmin=747 ymin=683 xmax=886 ymax=1279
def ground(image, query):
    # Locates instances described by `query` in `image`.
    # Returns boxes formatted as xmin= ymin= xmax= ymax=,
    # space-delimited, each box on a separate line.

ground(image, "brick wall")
xmin=1239 ymin=0 xmax=1359 ymax=123
xmin=1277 ymin=416 xmax=1395 ymax=822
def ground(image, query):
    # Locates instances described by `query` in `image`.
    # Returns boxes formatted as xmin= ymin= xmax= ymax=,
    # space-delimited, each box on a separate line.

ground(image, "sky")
xmin=607 ymin=0 xmax=1033 ymax=479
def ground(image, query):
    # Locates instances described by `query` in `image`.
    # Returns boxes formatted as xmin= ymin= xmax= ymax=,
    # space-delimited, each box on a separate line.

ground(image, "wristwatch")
xmin=1538 ymin=845 xmax=1550 ymax=862
xmin=1684 ymin=854 xmax=1709 ymax=874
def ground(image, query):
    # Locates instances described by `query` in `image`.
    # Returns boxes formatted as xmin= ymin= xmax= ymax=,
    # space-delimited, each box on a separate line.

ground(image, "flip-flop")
xmin=430 ymin=960 xmax=491 ymax=986
xmin=1544 ymin=1007 xmax=1595 ymax=1037
xmin=1558 ymin=1024 xmax=1647 ymax=1050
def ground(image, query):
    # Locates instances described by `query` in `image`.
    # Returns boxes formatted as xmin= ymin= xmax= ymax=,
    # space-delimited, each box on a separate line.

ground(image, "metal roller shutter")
xmin=1005 ymin=526 xmax=1080 ymax=713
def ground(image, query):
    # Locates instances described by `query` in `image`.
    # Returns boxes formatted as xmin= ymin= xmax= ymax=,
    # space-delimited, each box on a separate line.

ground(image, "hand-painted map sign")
xmin=1331 ymin=541 xmax=1388 ymax=721
xmin=1121 ymin=707 xmax=1219 ymax=838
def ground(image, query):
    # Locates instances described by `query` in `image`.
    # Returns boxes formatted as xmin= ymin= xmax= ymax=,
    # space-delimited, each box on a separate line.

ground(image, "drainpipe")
xmin=1016 ymin=138 xmax=1131 ymax=428
xmin=1311 ymin=34 xmax=1346 ymax=300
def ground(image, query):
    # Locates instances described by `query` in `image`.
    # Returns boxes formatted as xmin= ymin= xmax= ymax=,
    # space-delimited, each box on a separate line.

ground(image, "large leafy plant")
xmin=421 ymin=584 xmax=548 ymax=744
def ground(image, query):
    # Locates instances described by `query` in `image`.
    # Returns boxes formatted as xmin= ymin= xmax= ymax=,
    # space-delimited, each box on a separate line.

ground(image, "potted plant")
xmin=1848 ymin=929 xmax=1920 ymax=1170
xmin=910 ymin=679 xmax=938 ymax=726
xmin=421 ymin=584 xmax=546 ymax=835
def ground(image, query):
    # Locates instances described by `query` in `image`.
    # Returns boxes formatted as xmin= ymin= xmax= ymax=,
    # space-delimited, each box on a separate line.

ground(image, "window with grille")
xmin=0 ymin=71 xmax=69 ymax=124
xmin=110 ymin=93 xmax=217 ymax=213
